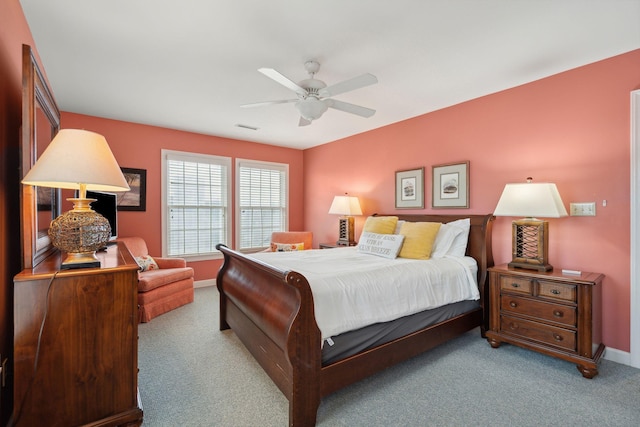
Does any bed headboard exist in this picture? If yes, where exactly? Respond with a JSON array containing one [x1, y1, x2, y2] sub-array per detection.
[[375, 213, 495, 320]]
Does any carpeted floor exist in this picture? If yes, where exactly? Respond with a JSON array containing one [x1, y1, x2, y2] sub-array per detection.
[[138, 286, 640, 426]]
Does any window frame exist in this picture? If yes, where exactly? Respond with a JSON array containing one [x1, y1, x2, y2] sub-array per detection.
[[161, 149, 232, 261], [235, 158, 289, 253]]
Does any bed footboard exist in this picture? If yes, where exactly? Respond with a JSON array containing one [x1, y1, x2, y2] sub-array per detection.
[[216, 244, 322, 427]]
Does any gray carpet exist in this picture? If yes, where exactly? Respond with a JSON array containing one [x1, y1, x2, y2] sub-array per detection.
[[138, 286, 640, 426]]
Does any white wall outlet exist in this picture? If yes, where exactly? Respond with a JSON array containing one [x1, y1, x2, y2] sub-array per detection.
[[570, 202, 596, 216]]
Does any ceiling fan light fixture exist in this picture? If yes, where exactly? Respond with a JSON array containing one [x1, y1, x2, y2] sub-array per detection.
[[245, 61, 377, 125], [296, 98, 328, 121]]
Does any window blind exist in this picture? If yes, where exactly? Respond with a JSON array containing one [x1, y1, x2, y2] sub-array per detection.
[[237, 160, 288, 250], [164, 151, 230, 257]]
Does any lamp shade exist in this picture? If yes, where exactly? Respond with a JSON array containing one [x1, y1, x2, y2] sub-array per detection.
[[494, 182, 568, 218], [22, 129, 130, 193], [328, 195, 362, 216]]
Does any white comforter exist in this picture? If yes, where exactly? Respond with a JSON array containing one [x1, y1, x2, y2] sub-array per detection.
[[249, 247, 479, 341]]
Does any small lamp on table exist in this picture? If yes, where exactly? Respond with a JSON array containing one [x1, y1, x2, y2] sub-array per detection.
[[493, 177, 568, 271], [328, 194, 362, 246]]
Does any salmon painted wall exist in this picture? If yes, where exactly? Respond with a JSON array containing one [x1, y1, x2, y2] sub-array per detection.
[[61, 113, 304, 281], [304, 49, 640, 353]]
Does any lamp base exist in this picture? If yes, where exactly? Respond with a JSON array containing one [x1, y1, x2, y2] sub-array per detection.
[[60, 251, 101, 270], [48, 197, 111, 270], [510, 218, 553, 271], [508, 260, 553, 272], [337, 216, 357, 246]]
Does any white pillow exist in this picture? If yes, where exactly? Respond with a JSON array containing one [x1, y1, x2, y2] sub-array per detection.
[[393, 220, 405, 234], [357, 231, 405, 259], [430, 223, 464, 258], [446, 218, 471, 257]]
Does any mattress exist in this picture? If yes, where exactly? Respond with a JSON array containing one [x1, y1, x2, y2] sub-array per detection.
[[250, 247, 479, 341], [321, 299, 480, 364]]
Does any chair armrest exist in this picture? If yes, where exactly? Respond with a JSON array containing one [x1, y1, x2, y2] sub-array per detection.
[[154, 257, 187, 269]]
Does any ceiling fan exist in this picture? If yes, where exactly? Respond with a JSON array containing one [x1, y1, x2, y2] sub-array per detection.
[[241, 61, 377, 126]]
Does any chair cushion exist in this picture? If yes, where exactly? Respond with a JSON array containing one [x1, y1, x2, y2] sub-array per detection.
[[138, 267, 194, 292]]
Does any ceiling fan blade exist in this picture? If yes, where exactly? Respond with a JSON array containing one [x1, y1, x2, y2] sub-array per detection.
[[320, 73, 377, 97], [258, 68, 307, 96], [326, 99, 375, 118], [298, 116, 312, 127], [240, 99, 298, 108]]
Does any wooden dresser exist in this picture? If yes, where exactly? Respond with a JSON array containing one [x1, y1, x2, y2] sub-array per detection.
[[12, 242, 143, 426], [486, 264, 605, 378]]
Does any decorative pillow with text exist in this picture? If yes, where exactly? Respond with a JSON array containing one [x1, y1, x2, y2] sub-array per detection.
[[357, 231, 405, 259]]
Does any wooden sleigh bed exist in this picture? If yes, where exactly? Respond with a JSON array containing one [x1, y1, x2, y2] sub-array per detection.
[[215, 213, 494, 426]]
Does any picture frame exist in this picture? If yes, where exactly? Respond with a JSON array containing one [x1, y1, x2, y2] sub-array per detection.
[[118, 167, 147, 211], [432, 161, 469, 209], [395, 167, 424, 209]]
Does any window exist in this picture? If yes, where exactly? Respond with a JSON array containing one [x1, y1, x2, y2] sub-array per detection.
[[236, 159, 288, 251], [162, 150, 231, 259]]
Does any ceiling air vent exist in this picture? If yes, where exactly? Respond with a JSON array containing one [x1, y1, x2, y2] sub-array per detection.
[[235, 124, 259, 131]]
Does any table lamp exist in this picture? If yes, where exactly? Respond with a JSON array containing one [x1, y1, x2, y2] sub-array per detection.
[[493, 177, 567, 271], [328, 194, 362, 246], [22, 129, 130, 269]]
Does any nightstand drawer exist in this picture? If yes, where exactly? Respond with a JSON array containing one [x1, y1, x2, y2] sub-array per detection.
[[500, 295, 576, 327], [501, 315, 576, 351], [538, 280, 576, 303], [499, 275, 533, 295]]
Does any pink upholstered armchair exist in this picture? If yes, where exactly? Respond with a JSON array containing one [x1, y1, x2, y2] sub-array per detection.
[[118, 237, 194, 322], [268, 231, 313, 251]]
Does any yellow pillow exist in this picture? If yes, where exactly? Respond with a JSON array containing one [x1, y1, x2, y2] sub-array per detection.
[[398, 222, 442, 260], [362, 216, 399, 235]]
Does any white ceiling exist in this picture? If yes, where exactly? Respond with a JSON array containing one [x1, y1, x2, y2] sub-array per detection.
[[19, 0, 640, 150]]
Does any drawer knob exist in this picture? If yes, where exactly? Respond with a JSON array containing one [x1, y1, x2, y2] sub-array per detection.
[[509, 301, 518, 308], [510, 283, 520, 288], [550, 289, 561, 295], [553, 310, 563, 318], [553, 333, 563, 342], [509, 322, 519, 330]]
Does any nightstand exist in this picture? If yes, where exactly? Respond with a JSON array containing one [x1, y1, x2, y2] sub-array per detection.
[[485, 264, 605, 378], [319, 242, 356, 249]]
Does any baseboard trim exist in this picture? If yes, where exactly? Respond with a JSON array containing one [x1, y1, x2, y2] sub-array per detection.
[[603, 346, 632, 366], [194, 279, 216, 289]]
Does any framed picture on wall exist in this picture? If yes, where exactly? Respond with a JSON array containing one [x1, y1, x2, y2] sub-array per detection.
[[118, 167, 147, 211], [432, 161, 469, 208], [395, 167, 424, 209]]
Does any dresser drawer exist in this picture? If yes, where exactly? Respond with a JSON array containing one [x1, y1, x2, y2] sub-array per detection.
[[500, 315, 576, 352], [499, 275, 533, 295], [500, 295, 576, 327], [538, 280, 577, 303]]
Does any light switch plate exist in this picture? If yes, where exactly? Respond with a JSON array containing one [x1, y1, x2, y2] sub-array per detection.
[[570, 202, 596, 216]]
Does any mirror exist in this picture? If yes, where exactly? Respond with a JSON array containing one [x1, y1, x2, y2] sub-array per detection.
[[21, 44, 61, 269]]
